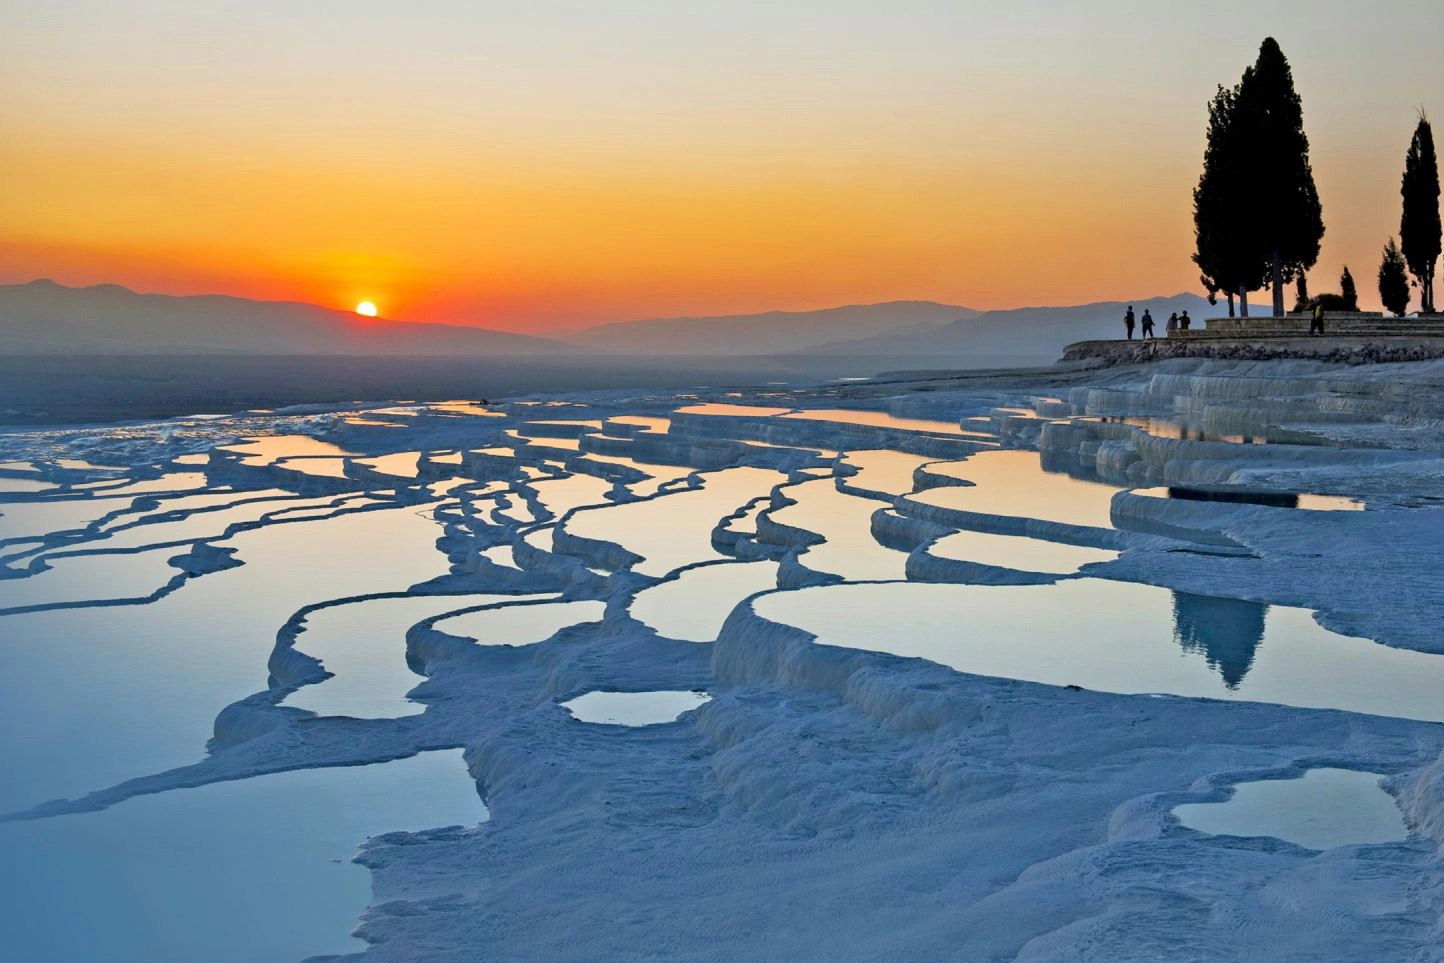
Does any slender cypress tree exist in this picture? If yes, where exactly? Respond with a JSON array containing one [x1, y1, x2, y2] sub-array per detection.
[[1379, 239, 1411, 316], [1233, 38, 1324, 317], [1401, 114, 1441, 313], [1193, 83, 1267, 317], [1293, 274, 1310, 312], [1340, 266, 1358, 310]]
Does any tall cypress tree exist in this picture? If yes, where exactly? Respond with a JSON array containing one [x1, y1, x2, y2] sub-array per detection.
[[1234, 38, 1324, 317], [1380, 239, 1411, 317], [1193, 83, 1267, 317], [1340, 266, 1358, 310], [1401, 114, 1441, 313]]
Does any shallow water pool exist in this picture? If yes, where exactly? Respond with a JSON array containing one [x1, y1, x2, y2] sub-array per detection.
[[753, 579, 1444, 723], [914, 450, 1120, 530], [1173, 768, 1406, 850], [929, 530, 1118, 574], [0, 750, 483, 963], [630, 561, 779, 642], [562, 690, 710, 726]]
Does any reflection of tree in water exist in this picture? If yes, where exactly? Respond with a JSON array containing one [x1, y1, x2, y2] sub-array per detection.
[[1166, 487, 1299, 508], [1172, 591, 1268, 689], [1039, 448, 1104, 484]]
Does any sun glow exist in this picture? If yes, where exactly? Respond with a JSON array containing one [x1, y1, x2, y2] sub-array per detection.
[[355, 301, 378, 317]]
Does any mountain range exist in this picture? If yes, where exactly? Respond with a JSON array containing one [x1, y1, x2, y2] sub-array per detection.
[[796, 294, 1216, 358], [1, 279, 1216, 363], [567, 301, 980, 356], [1, 280, 565, 356]]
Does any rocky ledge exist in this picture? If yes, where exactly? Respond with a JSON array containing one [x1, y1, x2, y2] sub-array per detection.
[[1062, 336, 1444, 367]]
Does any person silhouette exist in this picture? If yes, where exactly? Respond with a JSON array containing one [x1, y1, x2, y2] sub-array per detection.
[[1141, 309, 1155, 339], [1310, 301, 1325, 336], [1167, 312, 1179, 335], [1124, 306, 1136, 340], [1179, 310, 1191, 330]]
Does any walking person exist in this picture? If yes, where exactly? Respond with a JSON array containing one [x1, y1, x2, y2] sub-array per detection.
[[1124, 306, 1136, 340], [1167, 312, 1178, 335], [1141, 308, 1155, 339], [1310, 301, 1325, 336]]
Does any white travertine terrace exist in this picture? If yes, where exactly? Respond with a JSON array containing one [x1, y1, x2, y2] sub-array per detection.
[[4, 356, 1444, 961]]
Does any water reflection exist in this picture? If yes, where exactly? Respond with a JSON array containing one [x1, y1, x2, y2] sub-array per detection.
[[930, 530, 1118, 574], [1172, 591, 1266, 689], [630, 561, 779, 642], [0, 750, 482, 963], [566, 467, 782, 576], [754, 579, 1444, 723], [1174, 768, 1406, 850], [915, 450, 1120, 530], [1088, 415, 1267, 445], [1135, 486, 1363, 512], [780, 408, 992, 438]]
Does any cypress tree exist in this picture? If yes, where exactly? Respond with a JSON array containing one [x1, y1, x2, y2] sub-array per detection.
[[1400, 114, 1441, 313], [1193, 83, 1267, 317], [1379, 239, 1411, 317], [1292, 273, 1310, 312], [1340, 266, 1358, 310], [1234, 38, 1324, 317]]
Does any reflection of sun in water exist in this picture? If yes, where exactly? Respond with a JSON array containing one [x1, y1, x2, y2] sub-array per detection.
[[355, 301, 378, 317]]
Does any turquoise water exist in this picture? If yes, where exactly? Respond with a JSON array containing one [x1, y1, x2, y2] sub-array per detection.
[[0, 750, 483, 963]]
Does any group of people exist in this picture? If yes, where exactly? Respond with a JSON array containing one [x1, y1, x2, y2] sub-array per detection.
[[1122, 303, 1328, 339], [1123, 306, 1190, 340]]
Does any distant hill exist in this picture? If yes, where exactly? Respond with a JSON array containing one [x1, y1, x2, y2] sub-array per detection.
[[0, 280, 572, 356], [799, 293, 1219, 360], [569, 301, 979, 356]]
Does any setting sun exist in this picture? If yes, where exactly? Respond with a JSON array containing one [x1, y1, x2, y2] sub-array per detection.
[[354, 301, 377, 317]]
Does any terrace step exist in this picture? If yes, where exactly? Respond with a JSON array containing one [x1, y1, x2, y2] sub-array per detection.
[[1169, 314, 1444, 340]]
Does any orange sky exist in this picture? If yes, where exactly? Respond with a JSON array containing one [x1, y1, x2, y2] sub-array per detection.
[[4, 3, 1442, 332]]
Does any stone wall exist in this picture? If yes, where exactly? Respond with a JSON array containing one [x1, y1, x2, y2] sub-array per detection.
[[1176, 312, 1444, 339], [1061, 336, 1444, 367]]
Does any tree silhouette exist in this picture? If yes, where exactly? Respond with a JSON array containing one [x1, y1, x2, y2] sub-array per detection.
[[1292, 273, 1310, 312], [1233, 38, 1324, 317], [1379, 238, 1411, 316], [1401, 113, 1441, 313], [1340, 266, 1358, 310], [1172, 591, 1267, 690], [1193, 83, 1267, 317]]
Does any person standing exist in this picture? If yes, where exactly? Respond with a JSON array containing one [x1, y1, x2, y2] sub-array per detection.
[[1167, 312, 1179, 335], [1124, 306, 1136, 340], [1179, 310, 1191, 330], [1310, 301, 1325, 336], [1141, 309, 1155, 339]]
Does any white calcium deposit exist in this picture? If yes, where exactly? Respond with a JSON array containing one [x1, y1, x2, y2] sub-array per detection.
[[2, 357, 1444, 961]]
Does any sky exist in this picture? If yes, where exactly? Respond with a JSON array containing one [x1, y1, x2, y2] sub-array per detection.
[[4, 1, 1443, 332]]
